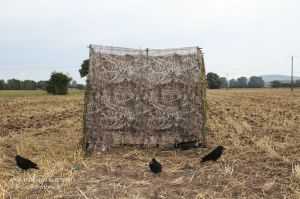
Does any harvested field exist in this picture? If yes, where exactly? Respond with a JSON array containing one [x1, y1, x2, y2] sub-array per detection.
[[0, 89, 299, 198]]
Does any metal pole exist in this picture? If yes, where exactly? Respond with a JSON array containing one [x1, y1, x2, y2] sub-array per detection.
[[291, 56, 294, 91]]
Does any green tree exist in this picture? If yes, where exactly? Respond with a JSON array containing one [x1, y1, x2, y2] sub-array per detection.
[[22, 80, 37, 90], [206, 72, 221, 89], [229, 79, 238, 88], [236, 77, 248, 88], [219, 77, 228, 88], [270, 80, 281, 88], [7, 79, 22, 90], [0, 80, 5, 90], [281, 82, 291, 88], [248, 76, 265, 88], [79, 59, 89, 78], [46, 72, 72, 95], [295, 80, 300, 87]]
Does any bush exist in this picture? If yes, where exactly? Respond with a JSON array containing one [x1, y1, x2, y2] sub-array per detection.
[[229, 79, 238, 88], [46, 72, 72, 95], [207, 72, 221, 89], [0, 80, 5, 90], [236, 77, 248, 88], [248, 76, 265, 88], [219, 77, 228, 88], [79, 59, 89, 78], [270, 80, 281, 88]]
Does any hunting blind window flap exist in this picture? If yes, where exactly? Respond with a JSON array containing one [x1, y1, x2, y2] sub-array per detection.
[[83, 44, 207, 153]]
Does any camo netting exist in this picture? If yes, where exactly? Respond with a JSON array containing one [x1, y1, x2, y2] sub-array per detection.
[[84, 45, 206, 152]]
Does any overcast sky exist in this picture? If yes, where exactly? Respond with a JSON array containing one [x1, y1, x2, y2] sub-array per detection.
[[0, 0, 300, 84]]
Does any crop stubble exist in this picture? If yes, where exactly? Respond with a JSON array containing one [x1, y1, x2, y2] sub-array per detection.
[[0, 89, 299, 198]]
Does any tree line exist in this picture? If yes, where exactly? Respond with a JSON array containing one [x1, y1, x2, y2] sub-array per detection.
[[207, 72, 300, 89], [0, 60, 89, 94], [0, 78, 84, 90], [207, 72, 265, 89], [2, 59, 299, 92], [0, 79, 47, 90], [269, 80, 300, 88]]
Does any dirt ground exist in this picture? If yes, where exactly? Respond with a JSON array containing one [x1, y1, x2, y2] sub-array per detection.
[[0, 89, 299, 198]]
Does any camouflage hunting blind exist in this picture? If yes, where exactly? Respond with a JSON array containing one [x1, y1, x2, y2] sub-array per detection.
[[83, 44, 207, 153]]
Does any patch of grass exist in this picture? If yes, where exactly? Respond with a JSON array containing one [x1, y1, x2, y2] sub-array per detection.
[[0, 91, 49, 98], [68, 89, 85, 96], [0, 93, 50, 97]]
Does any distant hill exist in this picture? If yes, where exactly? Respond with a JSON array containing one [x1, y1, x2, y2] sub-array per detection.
[[260, 74, 300, 82]]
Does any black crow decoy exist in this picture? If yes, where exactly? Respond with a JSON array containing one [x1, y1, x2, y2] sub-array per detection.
[[15, 155, 39, 170], [201, 146, 224, 163], [149, 158, 162, 174]]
